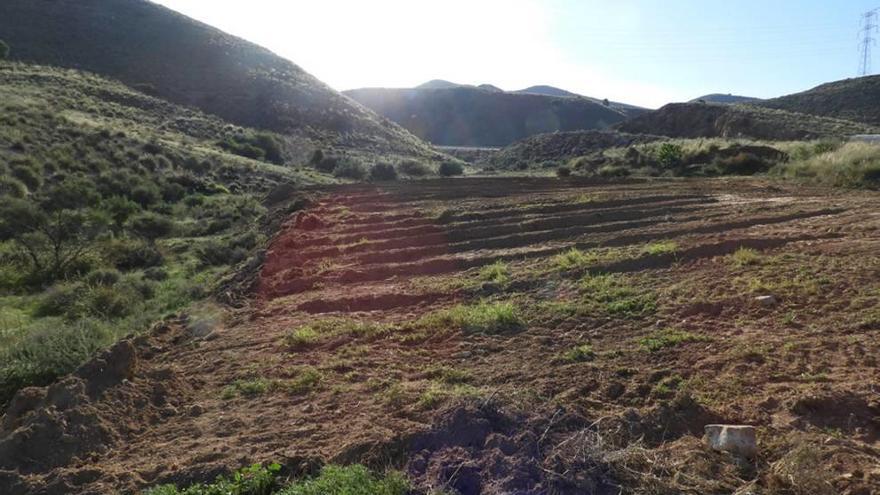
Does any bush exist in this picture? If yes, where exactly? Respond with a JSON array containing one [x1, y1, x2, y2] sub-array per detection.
[[107, 238, 163, 270], [34, 283, 86, 317], [144, 463, 281, 495], [195, 240, 248, 267], [41, 176, 101, 211], [398, 159, 432, 176], [333, 158, 369, 180], [128, 212, 174, 242], [370, 162, 398, 181], [314, 154, 338, 173], [714, 152, 770, 175], [130, 183, 161, 207], [657, 143, 684, 169], [84, 268, 121, 286], [556, 166, 572, 178], [11, 164, 42, 190], [0, 176, 27, 198], [0, 40, 8, 60], [103, 196, 141, 231], [438, 161, 464, 177]]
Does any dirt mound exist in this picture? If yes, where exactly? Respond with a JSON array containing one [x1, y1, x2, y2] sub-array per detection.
[[0, 323, 194, 493], [791, 392, 880, 442]]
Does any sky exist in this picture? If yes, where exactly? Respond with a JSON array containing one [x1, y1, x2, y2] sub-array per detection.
[[154, 0, 880, 108]]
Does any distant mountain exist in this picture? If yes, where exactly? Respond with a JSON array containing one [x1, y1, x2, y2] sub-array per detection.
[[478, 84, 504, 93], [616, 102, 875, 140], [0, 0, 438, 161], [690, 94, 762, 104], [757, 75, 880, 127], [344, 85, 631, 147], [416, 79, 464, 90], [515, 85, 581, 98]]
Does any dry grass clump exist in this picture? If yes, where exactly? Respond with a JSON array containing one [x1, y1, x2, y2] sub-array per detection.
[[774, 142, 880, 188]]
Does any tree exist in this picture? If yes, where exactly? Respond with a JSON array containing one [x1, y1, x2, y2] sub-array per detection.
[[0, 40, 9, 60], [103, 196, 140, 232], [602, 98, 610, 107], [0, 199, 109, 284], [438, 161, 464, 177]]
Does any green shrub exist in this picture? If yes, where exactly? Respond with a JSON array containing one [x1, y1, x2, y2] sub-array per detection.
[[11, 164, 43, 190], [84, 268, 121, 286], [438, 161, 464, 177], [34, 283, 86, 317], [0, 176, 27, 198], [775, 142, 880, 188], [106, 238, 163, 270], [41, 176, 101, 211], [369, 162, 398, 181], [398, 159, 432, 176], [0, 40, 9, 60], [556, 166, 572, 178], [657, 143, 684, 169], [314, 154, 338, 173], [130, 183, 161, 207], [128, 212, 174, 242], [195, 240, 248, 267], [103, 196, 141, 230], [333, 158, 369, 180]]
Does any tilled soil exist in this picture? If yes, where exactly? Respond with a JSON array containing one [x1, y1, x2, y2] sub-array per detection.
[[2, 177, 880, 494]]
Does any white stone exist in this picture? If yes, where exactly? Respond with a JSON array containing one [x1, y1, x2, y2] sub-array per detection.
[[755, 295, 778, 307], [704, 424, 757, 458]]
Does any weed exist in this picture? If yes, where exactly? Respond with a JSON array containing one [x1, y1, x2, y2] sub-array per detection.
[[478, 260, 510, 285], [639, 329, 708, 352], [729, 247, 761, 267], [562, 343, 595, 362], [554, 248, 597, 271], [221, 378, 272, 399], [284, 325, 321, 349], [424, 365, 473, 384], [641, 240, 678, 256], [580, 273, 656, 317]]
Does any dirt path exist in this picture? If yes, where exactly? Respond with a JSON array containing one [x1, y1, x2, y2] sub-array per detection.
[[2, 177, 880, 494]]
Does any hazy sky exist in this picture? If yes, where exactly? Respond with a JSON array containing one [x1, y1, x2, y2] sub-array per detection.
[[154, 0, 880, 108]]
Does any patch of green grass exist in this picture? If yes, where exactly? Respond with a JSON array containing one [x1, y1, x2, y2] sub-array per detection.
[[143, 463, 408, 495], [562, 344, 595, 362], [638, 329, 708, 352], [278, 465, 409, 495], [479, 260, 510, 285], [419, 301, 524, 334], [642, 240, 678, 256], [284, 367, 323, 395], [424, 365, 473, 384], [143, 463, 280, 495], [729, 247, 762, 267], [284, 318, 397, 350], [580, 273, 656, 317], [416, 382, 480, 410]]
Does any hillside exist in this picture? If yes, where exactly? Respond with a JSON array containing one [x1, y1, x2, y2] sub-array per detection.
[[514, 85, 581, 98], [758, 75, 880, 126], [483, 130, 661, 169], [690, 94, 762, 104], [344, 86, 631, 147], [0, 0, 439, 162], [617, 102, 874, 140], [0, 60, 341, 409]]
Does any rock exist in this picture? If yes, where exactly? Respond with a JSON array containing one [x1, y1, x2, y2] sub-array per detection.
[[704, 424, 757, 458], [755, 295, 778, 307]]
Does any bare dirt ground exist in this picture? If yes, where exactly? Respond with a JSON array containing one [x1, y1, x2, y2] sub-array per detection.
[[2, 177, 880, 494]]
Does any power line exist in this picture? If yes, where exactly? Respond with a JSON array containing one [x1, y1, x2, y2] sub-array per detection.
[[859, 9, 879, 76]]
